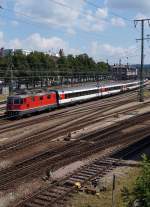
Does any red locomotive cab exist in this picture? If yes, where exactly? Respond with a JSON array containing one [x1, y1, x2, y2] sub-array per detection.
[[7, 97, 23, 110], [6, 96, 24, 117], [6, 91, 58, 117]]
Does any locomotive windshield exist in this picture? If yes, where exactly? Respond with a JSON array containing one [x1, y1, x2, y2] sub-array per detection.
[[14, 98, 20, 104], [7, 97, 23, 104], [7, 98, 13, 104]]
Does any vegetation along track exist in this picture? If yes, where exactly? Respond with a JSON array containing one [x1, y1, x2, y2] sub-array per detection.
[[0, 92, 146, 154], [0, 112, 149, 190]]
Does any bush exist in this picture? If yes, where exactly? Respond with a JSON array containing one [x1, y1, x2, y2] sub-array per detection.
[[122, 154, 150, 207]]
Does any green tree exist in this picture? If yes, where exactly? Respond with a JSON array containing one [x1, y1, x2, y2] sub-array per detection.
[[96, 61, 109, 74], [122, 154, 150, 207], [134, 154, 150, 206]]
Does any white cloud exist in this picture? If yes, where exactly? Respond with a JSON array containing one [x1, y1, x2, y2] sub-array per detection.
[[8, 38, 22, 48], [106, 0, 150, 13], [25, 33, 68, 50], [0, 32, 81, 55], [11, 20, 19, 27], [79, 8, 108, 32], [96, 7, 108, 19], [0, 31, 5, 46], [135, 13, 147, 20], [111, 17, 126, 27], [90, 41, 138, 63], [0, 31, 141, 63], [13, 0, 110, 33], [14, 0, 84, 29], [66, 28, 76, 35]]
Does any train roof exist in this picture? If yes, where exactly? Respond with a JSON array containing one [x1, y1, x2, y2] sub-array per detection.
[[8, 90, 56, 99], [7, 80, 139, 98], [57, 80, 139, 94]]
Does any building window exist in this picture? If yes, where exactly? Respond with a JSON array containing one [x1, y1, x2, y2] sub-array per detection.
[[14, 98, 20, 104]]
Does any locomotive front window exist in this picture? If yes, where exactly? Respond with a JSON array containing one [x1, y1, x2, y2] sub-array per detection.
[[7, 98, 13, 104], [20, 99, 23, 104], [14, 98, 20, 104]]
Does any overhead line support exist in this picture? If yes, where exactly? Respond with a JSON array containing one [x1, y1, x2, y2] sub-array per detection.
[[134, 18, 150, 102]]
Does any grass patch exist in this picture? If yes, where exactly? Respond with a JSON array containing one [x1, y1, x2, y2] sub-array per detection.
[[69, 167, 141, 207]]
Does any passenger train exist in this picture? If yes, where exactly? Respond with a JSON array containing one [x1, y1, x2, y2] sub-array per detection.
[[6, 80, 147, 117]]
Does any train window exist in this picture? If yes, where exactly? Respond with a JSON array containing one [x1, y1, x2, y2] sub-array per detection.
[[65, 89, 100, 98], [7, 98, 13, 104], [47, 95, 51, 99], [20, 99, 23, 104], [39, 96, 43, 101], [14, 98, 20, 104]]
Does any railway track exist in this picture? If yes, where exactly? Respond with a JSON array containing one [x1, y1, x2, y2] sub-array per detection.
[[0, 100, 143, 154], [15, 135, 150, 207], [0, 91, 136, 130], [0, 92, 147, 155], [0, 112, 149, 191], [16, 157, 122, 207]]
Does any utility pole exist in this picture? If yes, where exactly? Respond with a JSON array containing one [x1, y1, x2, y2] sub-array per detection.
[[119, 59, 121, 66], [9, 56, 14, 96], [126, 57, 129, 68], [134, 18, 150, 102], [112, 174, 116, 207]]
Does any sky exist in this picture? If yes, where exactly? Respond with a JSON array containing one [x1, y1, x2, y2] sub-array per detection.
[[0, 0, 150, 64]]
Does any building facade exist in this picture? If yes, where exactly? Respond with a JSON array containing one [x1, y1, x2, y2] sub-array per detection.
[[110, 64, 138, 80]]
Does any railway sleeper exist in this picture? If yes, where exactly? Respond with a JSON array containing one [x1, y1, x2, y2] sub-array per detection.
[[36, 194, 57, 201], [94, 160, 117, 166], [29, 198, 50, 206], [71, 175, 90, 180], [68, 177, 85, 182], [78, 170, 97, 176], [38, 192, 61, 200], [89, 163, 106, 169], [25, 199, 46, 207], [87, 166, 105, 172], [24, 202, 42, 207], [47, 186, 70, 194], [74, 172, 93, 177], [72, 172, 93, 177], [82, 168, 100, 173]]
